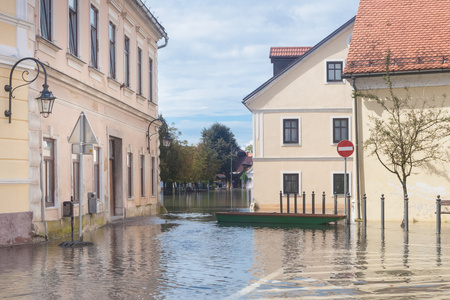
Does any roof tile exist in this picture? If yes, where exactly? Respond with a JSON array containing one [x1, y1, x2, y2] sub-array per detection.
[[344, 0, 450, 74], [270, 47, 312, 58]]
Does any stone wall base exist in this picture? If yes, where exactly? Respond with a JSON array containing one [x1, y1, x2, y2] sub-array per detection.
[[0, 211, 33, 246]]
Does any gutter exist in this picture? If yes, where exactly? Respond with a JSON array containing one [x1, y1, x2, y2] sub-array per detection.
[[351, 77, 361, 220], [343, 67, 450, 79], [134, 0, 169, 49]]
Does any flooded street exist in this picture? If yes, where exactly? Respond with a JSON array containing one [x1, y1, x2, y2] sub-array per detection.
[[1, 189, 450, 299]]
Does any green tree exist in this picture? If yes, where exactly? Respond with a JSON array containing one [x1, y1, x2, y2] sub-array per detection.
[[201, 123, 239, 183], [359, 51, 450, 225], [245, 144, 253, 153], [193, 142, 220, 184]]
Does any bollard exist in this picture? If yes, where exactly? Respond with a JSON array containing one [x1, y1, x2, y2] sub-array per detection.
[[287, 193, 290, 214], [312, 191, 315, 214], [437, 195, 441, 234], [346, 192, 351, 225], [294, 193, 298, 214], [404, 194, 409, 232], [280, 191, 283, 213], [322, 192, 326, 214], [381, 194, 385, 230], [334, 192, 338, 215], [302, 191, 306, 214], [363, 194, 367, 228]]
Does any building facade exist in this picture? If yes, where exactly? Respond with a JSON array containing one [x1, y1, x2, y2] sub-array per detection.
[[344, 0, 450, 222], [243, 19, 356, 213], [0, 0, 168, 245]]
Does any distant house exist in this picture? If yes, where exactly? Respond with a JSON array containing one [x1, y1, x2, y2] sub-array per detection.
[[243, 18, 355, 212], [232, 150, 253, 188], [344, 0, 450, 222]]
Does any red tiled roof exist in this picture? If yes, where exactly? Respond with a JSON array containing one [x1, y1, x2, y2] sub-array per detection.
[[345, 0, 450, 75], [270, 47, 312, 58]]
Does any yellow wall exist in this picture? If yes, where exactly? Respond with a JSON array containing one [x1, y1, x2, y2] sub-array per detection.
[[0, 23, 17, 47], [0, 1, 16, 18], [357, 76, 450, 222]]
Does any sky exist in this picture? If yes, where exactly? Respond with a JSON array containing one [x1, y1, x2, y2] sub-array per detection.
[[145, 0, 360, 148]]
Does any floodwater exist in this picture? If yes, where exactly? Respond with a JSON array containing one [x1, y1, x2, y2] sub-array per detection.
[[1, 189, 450, 299]]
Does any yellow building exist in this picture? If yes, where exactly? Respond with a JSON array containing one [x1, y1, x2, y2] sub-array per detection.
[[344, 0, 450, 222], [0, 0, 169, 245], [243, 18, 356, 214]]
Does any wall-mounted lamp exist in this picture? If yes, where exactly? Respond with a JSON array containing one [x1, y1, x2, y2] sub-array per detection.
[[4, 57, 56, 123], [146, 117, 172, 153]]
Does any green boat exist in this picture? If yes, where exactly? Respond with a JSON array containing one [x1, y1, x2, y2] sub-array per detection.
[[215, 212, 347, 225]]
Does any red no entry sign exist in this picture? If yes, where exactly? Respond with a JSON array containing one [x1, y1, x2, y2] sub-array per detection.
[[337, 140, 354, 157]]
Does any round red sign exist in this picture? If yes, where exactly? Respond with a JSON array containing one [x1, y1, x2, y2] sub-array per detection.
[[337, 140, 354, 157]]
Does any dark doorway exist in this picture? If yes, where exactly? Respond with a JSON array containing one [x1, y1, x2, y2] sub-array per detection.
[[109, 137, 123, 216]]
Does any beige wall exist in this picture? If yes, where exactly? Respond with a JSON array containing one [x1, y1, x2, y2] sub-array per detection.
[[356, 73, 450, 222], [246, 23, 355, 212]]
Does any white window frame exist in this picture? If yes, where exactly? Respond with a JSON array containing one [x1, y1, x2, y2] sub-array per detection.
[[330, 116, 351, 145], [281, 171, 301, 195], [331, 172, 351, 196], [325, 60, 346, 84], [40, 0, 54, 41], [281, 117, 301, 146]]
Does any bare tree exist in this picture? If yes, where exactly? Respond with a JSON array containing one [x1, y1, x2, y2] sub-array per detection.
[[359, 51, 450, 224]]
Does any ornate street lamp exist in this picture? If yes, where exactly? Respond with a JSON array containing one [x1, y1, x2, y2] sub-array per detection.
[[146, 117, 172, 152], [4, 57, 56, 123]]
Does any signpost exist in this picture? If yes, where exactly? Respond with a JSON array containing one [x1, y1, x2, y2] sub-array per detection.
[[337, 140, 354, 225], [68, 112, 98, 242]]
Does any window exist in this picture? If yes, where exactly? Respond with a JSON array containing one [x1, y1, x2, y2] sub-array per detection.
[[283, 119, 299, 144], [109, 22, 116, 79], [127, 152, 133, 198], [140, 155, 145, 197], [137, 48, 142, 95], [283, 173, 299, 194], [90, 6, 98, 68], [43, 138, 55, 207], [93, 147, 100, 199], [151, 157, 155, 196], [333, 118, 349, 143], [327, 61, 343, 82], [124, 36, 130, 87], [333, 173, 350, 195], [72, 154, 80, 203], [69, 0, 78, 56], [149, 58, 153, 102], [40, 0, 52, 41]]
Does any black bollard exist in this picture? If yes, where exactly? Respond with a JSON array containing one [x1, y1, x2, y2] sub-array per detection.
[[322, 192, 326, 214], [287, 193, 290, 213], [334, 192, 337, 215], [363, 194, 367, 228], [302, 191, 306, 214], [346, 192, 351, 225], [294, 193, 298, 214], [279, 191, 283, 213], [312, 191, 315, 214], [437, 195, 441, 234], [404, 194, 409, 232]]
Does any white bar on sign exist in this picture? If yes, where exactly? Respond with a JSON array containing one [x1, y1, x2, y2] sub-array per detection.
[[338, 146, 353, 151]]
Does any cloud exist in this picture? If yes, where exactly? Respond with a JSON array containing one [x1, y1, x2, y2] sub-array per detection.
[[149, 0, 359, 146]]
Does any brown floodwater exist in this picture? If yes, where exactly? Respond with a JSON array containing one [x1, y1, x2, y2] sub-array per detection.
[[1, 189, 450, 299]]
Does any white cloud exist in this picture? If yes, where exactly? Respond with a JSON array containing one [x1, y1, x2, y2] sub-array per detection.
[[149, 0, 359, 146]]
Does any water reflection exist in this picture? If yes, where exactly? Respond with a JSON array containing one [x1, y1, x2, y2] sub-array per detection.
[[0, 189, 450, 299]]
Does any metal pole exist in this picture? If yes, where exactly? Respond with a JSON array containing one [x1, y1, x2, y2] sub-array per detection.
[[437, 195, 441, 234], [312, 191, 315, 214], [381, 194, 385, 230], [294, 194, 297, 214], [363, 194, 367, 228], [334, 192, 337, 215], [287, 194, 290, 213], [322, 192, 326, 214], [78, 114, 85, 241], [302, 191, 306, 214], [344, 157, 347, 216], [280, 191, 283, 213], [346, 193, 351, 225], [404, 194, 409, 232]]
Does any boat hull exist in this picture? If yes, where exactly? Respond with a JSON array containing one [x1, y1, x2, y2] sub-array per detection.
[[215, 212, 347, 225]]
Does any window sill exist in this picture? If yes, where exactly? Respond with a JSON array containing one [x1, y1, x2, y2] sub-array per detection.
[[66, 53, 86, 71], [325, 80, 346, 85], [88, 66, 104, 82], [137, 94, 146, 104], [123, 86, 135, 98], [107, 77, 121, 91], [282, 143, 301, 147], [36, 36, 61, 58]]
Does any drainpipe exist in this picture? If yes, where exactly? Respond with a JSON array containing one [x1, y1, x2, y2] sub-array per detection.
[[351, 76, 361, 220]]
